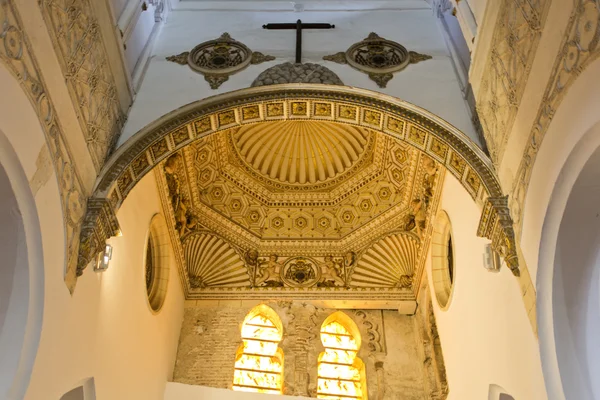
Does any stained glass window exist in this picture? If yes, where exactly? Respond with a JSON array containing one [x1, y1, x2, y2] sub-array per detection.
[[318, 317, 367, 399], [233, 309, 283, 394]]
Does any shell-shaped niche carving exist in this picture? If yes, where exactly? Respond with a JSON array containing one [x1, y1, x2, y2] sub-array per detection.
[[183, 232, 250, 288], [233, 121, 372, 185], [351, 233, 420, 288]]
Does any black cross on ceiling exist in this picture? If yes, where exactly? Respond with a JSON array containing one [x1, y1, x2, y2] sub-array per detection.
[[263, 19, 336, 63]]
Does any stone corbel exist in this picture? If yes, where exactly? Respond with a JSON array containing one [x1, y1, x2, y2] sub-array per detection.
[[77, 198, 121, 276], [477, 196, 520, 276]]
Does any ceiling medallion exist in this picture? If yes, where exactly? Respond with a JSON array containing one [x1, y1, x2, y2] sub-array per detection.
[[323, 32, 432, 88], [167, 33, 276, 89]]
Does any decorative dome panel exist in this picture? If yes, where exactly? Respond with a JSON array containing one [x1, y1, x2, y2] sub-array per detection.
[[232, 121, 372, 185]]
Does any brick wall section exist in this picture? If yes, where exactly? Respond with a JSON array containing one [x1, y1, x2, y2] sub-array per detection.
[[173, 300, 427, 399]]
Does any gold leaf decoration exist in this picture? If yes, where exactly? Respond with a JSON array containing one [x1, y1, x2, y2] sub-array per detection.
[[183, 233, 250, 288], [351, 234, 419, 288]]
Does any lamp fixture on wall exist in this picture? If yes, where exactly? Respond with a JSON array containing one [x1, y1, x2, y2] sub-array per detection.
[[94, 244, 113, 272]]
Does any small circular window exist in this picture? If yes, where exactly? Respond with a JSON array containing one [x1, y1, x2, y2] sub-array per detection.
[[431, 210, 454, 309], [145, 214, 170, 312]]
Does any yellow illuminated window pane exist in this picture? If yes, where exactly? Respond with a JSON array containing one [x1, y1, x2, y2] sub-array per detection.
[[233, 313, 283, 395], [242, 324, 282, 342], [318, 362, 361, 381], [320, 348, 357, 365], [235, 354, 282, 373], [317, 378, 363, 398], [243, 339, 279, 356], [321, 332, 358, 350], [318, 320, 365, 399]]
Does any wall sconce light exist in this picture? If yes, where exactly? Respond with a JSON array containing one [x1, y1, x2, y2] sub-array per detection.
[[94, 244, 113, 272]]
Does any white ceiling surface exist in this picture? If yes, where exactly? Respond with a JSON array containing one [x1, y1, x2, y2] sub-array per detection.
[[169, 0, 431, 11]]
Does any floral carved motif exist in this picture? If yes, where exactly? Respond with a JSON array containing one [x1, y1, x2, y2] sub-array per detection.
[[511, 0, 600, 236], [167, 33, 275, 89], [40, 0, 125, 171], [0, 0, 87, 291]]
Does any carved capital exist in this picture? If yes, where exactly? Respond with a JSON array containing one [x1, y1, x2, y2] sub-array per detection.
[[477, 196, 520, 276], [77, 198, 121, 275]]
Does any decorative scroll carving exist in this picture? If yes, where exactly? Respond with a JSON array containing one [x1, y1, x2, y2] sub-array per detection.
[[167, 33, 275, 89], [477, 196, 519, 276], [354, 310, 384, 353], [323, 33, 431, 88], [0, 0, 87, 290], [476, 0, 552, 165], [77, 198, 121, 275], [40, 0, 126, 171], [511, 0, 600, 235]]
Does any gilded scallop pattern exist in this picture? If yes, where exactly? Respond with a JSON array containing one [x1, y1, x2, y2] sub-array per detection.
[[233, 120, 372, 185]]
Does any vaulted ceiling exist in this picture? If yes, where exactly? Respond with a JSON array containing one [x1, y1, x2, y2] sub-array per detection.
[[155, 120, 444, 305]]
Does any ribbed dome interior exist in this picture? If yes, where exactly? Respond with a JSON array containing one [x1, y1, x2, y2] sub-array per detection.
[[233, 121, 371, 185]]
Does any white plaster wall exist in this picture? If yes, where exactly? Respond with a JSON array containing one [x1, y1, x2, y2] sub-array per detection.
[[519, 59, 600, 287], [429, 172, 546, 400], [119, 8, 478, 146], [165, 382, 311, 400], [24, 170, 185, 400]]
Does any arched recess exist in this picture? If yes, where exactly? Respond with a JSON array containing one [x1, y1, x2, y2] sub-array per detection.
[[537, 122, 600, 400], [0, 61, 50, 398], [145, 214, 171, 312], [79, 85, 519, 279]]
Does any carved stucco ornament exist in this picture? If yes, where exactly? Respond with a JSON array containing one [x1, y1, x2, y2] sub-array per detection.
[[323, 32, 432, 88], [77, 198, 121, 275], [477, 196, 520, 276], [166, 33, 275, 89]]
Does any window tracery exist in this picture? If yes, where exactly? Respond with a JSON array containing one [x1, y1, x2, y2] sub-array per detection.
[[233, 306, 284, 394], [317, 313, 367, 399]]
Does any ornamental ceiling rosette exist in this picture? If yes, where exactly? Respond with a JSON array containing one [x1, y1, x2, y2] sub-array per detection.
[[323, 32, 432, 88], [167, 32, 275, 89]]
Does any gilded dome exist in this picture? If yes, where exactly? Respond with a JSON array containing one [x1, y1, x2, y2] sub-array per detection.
[[232, 121, 372, 185]]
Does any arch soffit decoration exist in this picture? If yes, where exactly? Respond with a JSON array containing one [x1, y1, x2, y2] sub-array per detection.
[[78, 85, 519, 279]]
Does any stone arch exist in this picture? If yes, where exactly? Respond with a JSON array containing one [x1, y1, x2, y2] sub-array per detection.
[[80, 85, 518, 278]]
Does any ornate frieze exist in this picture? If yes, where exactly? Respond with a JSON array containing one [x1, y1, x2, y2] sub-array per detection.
[[323, 33, 431, 88], [0, 0, 87, 290], [511, 0, 600, 235], [167, 33, 275, 89], [40, 0, 126, 171], [476, 0, 552, 165]]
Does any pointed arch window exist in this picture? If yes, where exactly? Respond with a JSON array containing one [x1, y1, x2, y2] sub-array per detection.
[[318, 312, 367, 399], [233, 305, 284, 394]]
